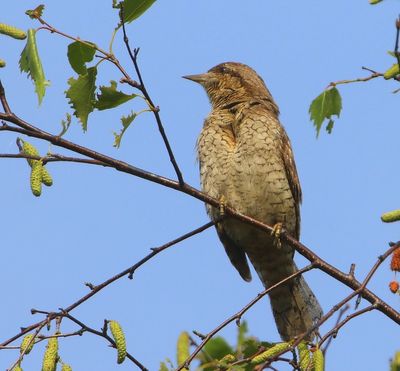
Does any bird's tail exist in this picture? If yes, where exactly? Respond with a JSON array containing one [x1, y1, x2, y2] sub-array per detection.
[[267, 268, 322, 341], [248, 248, 323, 341]]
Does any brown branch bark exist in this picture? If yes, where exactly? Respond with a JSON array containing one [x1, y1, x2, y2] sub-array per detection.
[[1, 88, 398, 332], [176, 265, 315, 371], [60, 313, 148, 370], [1, 16, 400, 369], [119, 4, 184, 186]]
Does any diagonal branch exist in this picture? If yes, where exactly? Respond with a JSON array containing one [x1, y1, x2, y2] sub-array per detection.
[[0, 95, 399, 326], [119, 5, 184, 186], [176, 264, 315, 371], [318, 304, 377, 348], [61, 313, 148, 370], [0, 220, 215, 348], [0, 152, 109, 166]]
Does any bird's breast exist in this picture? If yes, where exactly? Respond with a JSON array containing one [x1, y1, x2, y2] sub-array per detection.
[[198, 109, 296, 232]]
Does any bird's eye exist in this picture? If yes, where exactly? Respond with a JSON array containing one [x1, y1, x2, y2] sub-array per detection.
[[220, 66, 229, 73]]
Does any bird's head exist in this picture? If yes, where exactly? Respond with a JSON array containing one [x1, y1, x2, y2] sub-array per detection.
[[183, 62, 278, 113]]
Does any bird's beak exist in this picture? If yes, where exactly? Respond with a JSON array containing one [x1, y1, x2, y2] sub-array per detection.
[[182, 73, 209, 85]]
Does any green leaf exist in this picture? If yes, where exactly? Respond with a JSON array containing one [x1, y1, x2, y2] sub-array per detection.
[[160, 358, 174, 370], [19, 29, 49, 105], [121, 0, 156, 24], [391, 351, 400, 371], [159, 362, 169, 371], [59, 113, 72, 137], [113, 111, 137, 148], [309, 87, 342, 137], [197, 337, 234, 364], [241, 338, 261, 358], [96, 80, 138, 110], [369, 0, 383, 4], [326, 119, 334, 134], [65, 67, 97, 131], [25, 5, 45, 19], [67, 41, 96, 75]]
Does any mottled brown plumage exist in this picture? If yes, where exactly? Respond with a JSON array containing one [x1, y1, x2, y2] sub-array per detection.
[[184, 62, 322, 340]]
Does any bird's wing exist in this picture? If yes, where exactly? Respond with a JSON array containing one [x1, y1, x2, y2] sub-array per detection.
[[215, 223, 252, 282], [280, 129, 302, 240]]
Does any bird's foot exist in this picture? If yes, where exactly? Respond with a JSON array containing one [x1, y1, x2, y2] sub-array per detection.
[[219, 195, 226, 217], [271, 222, 283, 248]]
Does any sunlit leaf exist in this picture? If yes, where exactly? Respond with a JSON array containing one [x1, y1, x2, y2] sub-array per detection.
[[309, 87, 342, 137], [159, 362, 169, 371], [121, 0, 156, 24], [67, 41, 96, 75], [197, 337, 234, 364], [65, 67, 97, 131], [391, 351, 400, 371], [25, 5, 45, 19], [326, 119, 334, 134], [241, 338, 260, 358], [59, 113, 72, 137], [113, 111, 137, 148], [96, 80, 138, 110], [19, 29, 49, 105]]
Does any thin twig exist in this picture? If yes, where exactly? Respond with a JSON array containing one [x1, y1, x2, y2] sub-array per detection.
[[119, 5, 185, 186], [328, 69, 382, 88], [354, 241, 397, 308], [0, 152, 110, 167], [322, 304, 350, 354], [0, 81, 12, 114], [61, 313, 148, 370], [394, 16, 400, 70], [1, 101, 399, 327], [7, 321, 47, 371], [2, 94, 400, 340], [254, 242, 400, 366], [0, 221, 215, 347], [1, 45, 400, 370], [35, 17, 136, 87], [318, 304, 377, 347], [176, 264, 315, 371]]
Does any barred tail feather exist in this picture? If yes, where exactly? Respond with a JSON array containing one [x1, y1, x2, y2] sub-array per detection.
[[267, 269, 323, 341]]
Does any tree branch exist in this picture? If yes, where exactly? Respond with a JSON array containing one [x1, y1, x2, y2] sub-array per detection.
[[176, 264, 315, 371], [0, 220, 215, 348], [0, 88, 398, 328], [59, 312, 148, 370], [119, 5, 184, 186]]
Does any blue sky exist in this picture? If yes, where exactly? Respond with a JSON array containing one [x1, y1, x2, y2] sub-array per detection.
[[1, 1, 400, 370]]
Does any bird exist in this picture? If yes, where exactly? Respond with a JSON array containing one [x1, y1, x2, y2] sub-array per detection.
[[183, 62, 322, 341]]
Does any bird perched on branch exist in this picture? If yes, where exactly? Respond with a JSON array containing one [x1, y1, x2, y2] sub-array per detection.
[[184, 62, 322, 341]]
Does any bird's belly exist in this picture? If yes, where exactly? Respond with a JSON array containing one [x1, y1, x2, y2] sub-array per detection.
[[227, 152, 295, 225], [199, 122, 297, 241]]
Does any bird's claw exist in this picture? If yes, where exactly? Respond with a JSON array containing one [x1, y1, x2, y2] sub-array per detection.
[[219, 195, 226, 217], [271, 222, 283, 248]]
